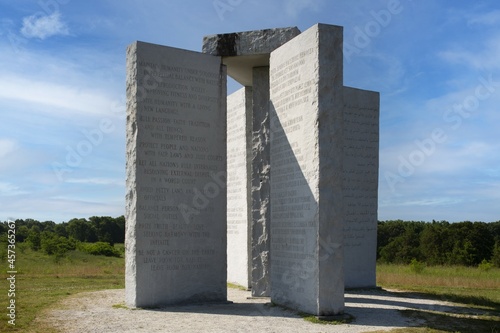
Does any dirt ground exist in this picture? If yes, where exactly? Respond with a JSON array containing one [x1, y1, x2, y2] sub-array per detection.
[[41, 287, 484, 333]]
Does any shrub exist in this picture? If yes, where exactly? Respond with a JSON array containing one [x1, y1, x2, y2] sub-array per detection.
[[41, 235, 76, 256], [492, 241, 500, 268], [478, 259, 493, 272], [409, 258, 425, 274], [79, 242, 121, 257]]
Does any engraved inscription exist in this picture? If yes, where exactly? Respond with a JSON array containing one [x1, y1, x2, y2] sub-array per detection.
[[135, 56, 223, 273], [343, 103, 378, 248]]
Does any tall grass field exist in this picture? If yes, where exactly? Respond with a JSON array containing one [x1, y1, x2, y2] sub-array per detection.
[[377, 263, 500, 306]]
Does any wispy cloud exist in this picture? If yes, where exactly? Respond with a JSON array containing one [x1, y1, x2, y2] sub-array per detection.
[[0, 182, 27, 196], [0, 75, 121, 120], [0, 139, 17, 158], [66, 178, 125, 186], [21, 11, 69, 39], [468, 10, 500, 26], [284, 0, 324, 18], [439, 34, 500, 70]]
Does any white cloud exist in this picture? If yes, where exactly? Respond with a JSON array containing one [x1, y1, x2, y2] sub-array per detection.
[[0, 75, 118, 118], [21, 11, 69, 40], [468, 10, 500, 26], [0, 139, 17, 158], [0, 182, 27, 196], [438, 34, 500, 71], [66, 178, 124, 186]]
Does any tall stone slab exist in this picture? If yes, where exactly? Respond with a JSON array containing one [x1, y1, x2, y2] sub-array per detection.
[[227, 86, 252, 288], [269, 24, 345, 316], [251, 67, 271, 296], [203, 27, 301, 297], [343, 87, 379, 288], [125, 41, 227, 308]]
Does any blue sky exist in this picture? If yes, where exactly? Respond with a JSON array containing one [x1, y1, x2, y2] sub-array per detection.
[[0, 0, 499, 223]]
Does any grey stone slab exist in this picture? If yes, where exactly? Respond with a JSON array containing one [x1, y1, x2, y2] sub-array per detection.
[[269, 24, 345, 316], [251, 67, 271, 297], [343, 87, 379, 288], [202, 27, 301, 86], [125, 41, 227, 308], [227, 86, 253, 289]]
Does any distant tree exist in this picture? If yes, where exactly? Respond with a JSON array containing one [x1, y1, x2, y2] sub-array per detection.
[[379, 222, 424, 264], [446, 222, 493, 266], [488, 221, 500, 242], [89, 216, 124, 245], [491, 241, 500, 268], [54, 223, 68, 238], [377, 220, 406, 260], [0, 222, 7, 235], [16, 225, 30, 242], [67, 218, 97, 242], [114, 216, 126, 244], [26, 226, 42, 251], [23, 218, 42, 230], [41, 221, 56, 233], [419, 221, 452, 265]]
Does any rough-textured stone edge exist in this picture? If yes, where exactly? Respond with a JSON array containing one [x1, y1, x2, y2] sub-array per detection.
[[251, 67, 271, 297], [125, 41, 138, 308], [202, 27, 301, 56]]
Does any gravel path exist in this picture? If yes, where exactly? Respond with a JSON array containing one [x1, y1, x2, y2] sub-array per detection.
[[42, 288, 472, 333]]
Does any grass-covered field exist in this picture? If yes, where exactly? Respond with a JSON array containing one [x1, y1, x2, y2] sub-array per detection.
[[377, 263, 500, 307], [1, 243, 499, 332], [376, 263, 500, 332], [0, 243, 124, 333]]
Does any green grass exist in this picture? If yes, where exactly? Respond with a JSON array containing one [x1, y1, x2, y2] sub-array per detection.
[[0, 242, 124, 333], [377, 263, 500, 309], [2, 244, 500, 332], [376, 263, 500, 332], [299, 312, 354, 325], [227, 282, 248, 291]]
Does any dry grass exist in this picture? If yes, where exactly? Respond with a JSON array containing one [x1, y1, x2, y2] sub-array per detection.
[[377, 264, 500, 332], [377, 264, 500, 309]]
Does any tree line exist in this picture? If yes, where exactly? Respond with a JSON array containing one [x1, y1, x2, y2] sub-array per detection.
[[378, 220, 500, 267], [2, 217, 500, 266], [0, 216, 125, 257]]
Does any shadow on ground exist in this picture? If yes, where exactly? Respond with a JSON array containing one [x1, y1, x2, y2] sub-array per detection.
[[139, 288, 500, 331], [346, 289, 500, 332]]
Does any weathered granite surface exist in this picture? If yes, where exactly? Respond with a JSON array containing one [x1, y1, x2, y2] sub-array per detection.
[[125, 41, 227, 308], [343, 87, 379, 288], [203, 27, 301, 56], [202, 27, 301, 86], [227, 86, 252, 289], [251, 66, 271, 297], [269, 23, 345, 316]]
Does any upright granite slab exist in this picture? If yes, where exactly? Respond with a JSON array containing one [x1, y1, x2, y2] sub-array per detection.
[[203, 27, 300, 296], [343, 87, 379, 288], [251, 67, 271, 296], [269, 24, 345, 316], [226, 87, 252, 288], [125, 41, 227, 307]]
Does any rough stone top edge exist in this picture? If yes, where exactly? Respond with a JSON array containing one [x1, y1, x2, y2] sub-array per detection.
[[127, 40, 220, 59], [202, 26, 300, 39], [202, 26, 301, 56], [343, 85, 380, 96], [314, 22, 344, 31]]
